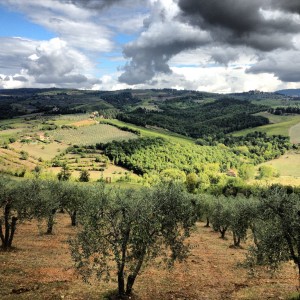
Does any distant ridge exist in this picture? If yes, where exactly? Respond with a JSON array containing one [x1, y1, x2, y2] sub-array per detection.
[[276, 89, 300, 97]]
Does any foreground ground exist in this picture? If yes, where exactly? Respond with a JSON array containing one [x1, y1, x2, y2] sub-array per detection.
[[0, 214, 298, 300]]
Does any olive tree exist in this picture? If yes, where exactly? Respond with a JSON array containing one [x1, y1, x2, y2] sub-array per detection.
[[59, 182, 98, 226], [32, 180, 62, 234], [70, 182, 197, 298], [0, 177, 38, 250], [228, 196, 258, 247], [247, 186, 300, 287], [210, 196, 232, 239]]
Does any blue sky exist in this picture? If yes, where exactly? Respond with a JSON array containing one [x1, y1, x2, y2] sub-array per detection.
[[0, 6, 55, 40], [0, 0, 300, 92]]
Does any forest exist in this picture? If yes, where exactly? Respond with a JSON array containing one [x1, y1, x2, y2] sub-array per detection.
[[99, 134, 291, 178], [118, 98, 269, 137]]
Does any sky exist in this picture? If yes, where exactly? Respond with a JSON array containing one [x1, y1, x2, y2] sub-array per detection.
[[0, 0, 300, 93]]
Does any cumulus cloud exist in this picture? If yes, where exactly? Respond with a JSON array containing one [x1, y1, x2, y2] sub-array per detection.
[[22, 38, 103, 86], [0, 37, 39, 74], [247, 50, 300, 82], [117, 0, 300, 85], [13, 75, 28, 82], [0, 37, 102, 88], [119, 0, 211, 84], [0, 0, 114, 53], [178, 0, 300, 51], [119, 22, 211, 84]]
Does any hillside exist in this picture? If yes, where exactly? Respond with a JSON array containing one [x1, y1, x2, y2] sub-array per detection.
[[276, 89, 300, 98], [0, 213, 297, 300]]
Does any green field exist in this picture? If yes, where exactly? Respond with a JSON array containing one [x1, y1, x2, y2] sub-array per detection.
[[251, 98, 300, 107], [51, 123, 137, 145], [99, 119, 195, 145], [233, 112, 300, 138], [290, 122, 300, 144], [260, 151, 300, 177]]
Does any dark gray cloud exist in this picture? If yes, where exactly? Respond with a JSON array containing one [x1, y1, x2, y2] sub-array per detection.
[[178, 0, 300, 51], [271, 0, 300, 14], [66, 0, 127, 10], [119, 30, 210, 84], [119, 9, 211, 85], [13, 76, 28, 82], [119, 0, 300, 85], [210, 47, 240, 65], [247, 51, 300, 82]]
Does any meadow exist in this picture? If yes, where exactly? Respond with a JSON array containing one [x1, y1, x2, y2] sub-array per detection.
[[233, 112, 300, 137], [259, 151, 300, 178], [99, 119, 195, 145]]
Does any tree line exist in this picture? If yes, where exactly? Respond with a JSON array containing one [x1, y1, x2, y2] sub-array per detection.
[[268, 106, 300, 115]]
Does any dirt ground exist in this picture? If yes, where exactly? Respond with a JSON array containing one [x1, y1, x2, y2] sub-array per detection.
[[0, 214, 298, 300]]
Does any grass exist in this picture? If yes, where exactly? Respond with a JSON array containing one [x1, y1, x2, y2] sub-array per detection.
[[290, 122, 300, 144], [0, 214, 297, 300], [99, 119, 195, 145], [259, 151, 300, 178], [251, 98, 300, 107], [51, 123, 137, 145], [10, 142, 69, 161], [233, 113, 300, 137]]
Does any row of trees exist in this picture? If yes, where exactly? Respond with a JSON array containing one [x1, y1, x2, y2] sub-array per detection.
[[196, 186, 300, 288], [1, 176, 299, 298], [268, 106, 300, 115]]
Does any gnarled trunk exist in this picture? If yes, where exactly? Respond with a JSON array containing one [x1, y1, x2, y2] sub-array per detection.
[[219, 226, 227, 239], [204, 217, 210, 227], [46, 209, 56, 234], [233, 231, 241, 247], [71, 211, 77, 227], [125, 250, 145, 296], [0, 203, 18, 250]]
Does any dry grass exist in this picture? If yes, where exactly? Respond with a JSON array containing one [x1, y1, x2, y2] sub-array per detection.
[[259, 151, 300, 178], [11, 142, 69, 161], [70, 119, 97, 127], [0, 214, 298, 300]]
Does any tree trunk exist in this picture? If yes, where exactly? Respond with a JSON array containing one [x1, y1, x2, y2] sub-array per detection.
[[0, 203, 18, 250], [46, 209, 56, 234], [126, 248, 146, 296], [125, 252, 145, 296], [219, 226, 227, 239], [204, 217, 210, 227], [250, 224, 263, 264], [0, 220, 5, 246], [233, 232, 241, 247], [4, 203, 10, 247], [117, 271, 125, 296], [71, 211, 77, 226], [126, 275, 135, 296], [117, 224, 130, 297], [8, 217, 18, 248], [297, 262, 300, 292]]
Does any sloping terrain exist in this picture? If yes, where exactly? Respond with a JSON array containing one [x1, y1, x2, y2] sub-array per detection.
[[0, 214, 297, 300]]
